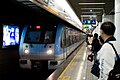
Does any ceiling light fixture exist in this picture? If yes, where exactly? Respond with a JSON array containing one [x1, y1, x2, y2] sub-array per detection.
[[81, 8, 104, 10], [23, 2, 33, 4], [82, 12, 101, 14], [27, 4, 37, 6], [90, 10, 92, 12], [81, 15, 97, 17], [78, 3, 105, 5]]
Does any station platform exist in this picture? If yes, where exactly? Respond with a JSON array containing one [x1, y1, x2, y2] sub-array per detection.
[[47, 42, 98, 80]]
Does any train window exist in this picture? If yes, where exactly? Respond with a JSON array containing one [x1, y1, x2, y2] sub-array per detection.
[[44, 31, 54, 43], [24, 29, 56, 44], [25, 31, 41, 43]]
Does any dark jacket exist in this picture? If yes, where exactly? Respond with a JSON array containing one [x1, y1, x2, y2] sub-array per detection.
[[91, 38, 101, 52]]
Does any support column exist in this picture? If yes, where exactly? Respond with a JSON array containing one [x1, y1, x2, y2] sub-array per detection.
[[102, 14, 114, 23], [115, 0, 120, 41]]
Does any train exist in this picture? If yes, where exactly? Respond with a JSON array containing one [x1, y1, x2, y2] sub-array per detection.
[[19, 23, 85, 70]]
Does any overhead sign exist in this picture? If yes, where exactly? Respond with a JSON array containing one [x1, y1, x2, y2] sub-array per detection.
[[82, 19, 96, 24]]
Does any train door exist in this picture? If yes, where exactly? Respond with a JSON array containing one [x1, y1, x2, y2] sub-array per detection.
[[61, 27, 68, 59]]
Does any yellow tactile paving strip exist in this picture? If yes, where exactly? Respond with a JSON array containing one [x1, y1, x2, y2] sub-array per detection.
[[57, 42, 87, 80], [47, 43, 98, 80]]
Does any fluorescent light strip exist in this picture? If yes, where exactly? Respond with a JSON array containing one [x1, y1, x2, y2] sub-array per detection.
[[78, 3, 105, 5], [82, 12, 101, 14], [23, 2, 34, 4], [81, 8, 104, 10], [27, 4, 37, 6], [81, 15, 97, 17]]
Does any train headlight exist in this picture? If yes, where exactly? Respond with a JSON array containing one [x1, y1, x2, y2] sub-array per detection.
[[24, 49, 29, 54], [47, 49, 53, 55]]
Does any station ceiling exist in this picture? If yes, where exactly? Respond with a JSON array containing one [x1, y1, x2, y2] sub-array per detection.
[[0, 0, 114, 24], [68, 0, 114, 21]]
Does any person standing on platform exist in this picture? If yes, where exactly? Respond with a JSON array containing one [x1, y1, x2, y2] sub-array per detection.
[[97, 21, 120, 80], [91, 33, 101, 61]]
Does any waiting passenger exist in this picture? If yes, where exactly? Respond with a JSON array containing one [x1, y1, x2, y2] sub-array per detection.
[[97, 21, 120, 80], [91, 33, 101, 61], [90, 35, 104, 77]]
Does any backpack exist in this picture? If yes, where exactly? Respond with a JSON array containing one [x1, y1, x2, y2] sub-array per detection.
[[107, 42, 120, 80]]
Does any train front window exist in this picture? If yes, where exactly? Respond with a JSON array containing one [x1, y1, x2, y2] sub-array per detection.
[[25, 31, 41, 43], [43, 31, 54, 43], [24, 30, 55, 44]]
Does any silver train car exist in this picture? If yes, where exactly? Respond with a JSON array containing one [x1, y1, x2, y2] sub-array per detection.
[[19, 23, 85, 70]]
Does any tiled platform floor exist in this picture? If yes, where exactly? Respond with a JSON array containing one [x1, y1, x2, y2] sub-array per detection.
[[85, 45, 98, 80]]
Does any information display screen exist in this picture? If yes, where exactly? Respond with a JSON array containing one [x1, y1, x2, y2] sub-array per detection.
[[3, 25, 19, 48]]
